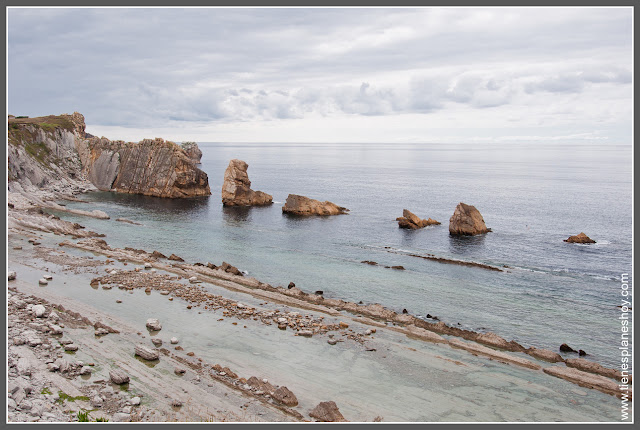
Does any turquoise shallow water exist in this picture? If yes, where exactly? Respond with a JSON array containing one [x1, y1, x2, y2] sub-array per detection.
[[60, 142, 632, 368]]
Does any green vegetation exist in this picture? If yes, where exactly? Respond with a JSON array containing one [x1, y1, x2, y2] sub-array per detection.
[[24, 141, 51, 164], [95, 417, 109, 422], [77, 410, 90, 422], [57, 390, 90, 404], [16, 115, 29, 118], [41, 387, 52, 395]]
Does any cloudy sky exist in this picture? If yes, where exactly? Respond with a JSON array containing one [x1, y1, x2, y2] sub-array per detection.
[[7, 7, 633, 143]]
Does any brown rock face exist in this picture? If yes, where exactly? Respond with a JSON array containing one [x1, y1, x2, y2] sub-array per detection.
[[309, 401, 347, 422], [272, 386, 298, 406], [85, 137, 211, 198], [282, 194, 349, 216], [449, 202, 491, 236], [180, 142, 203, 164], [564, 232, 596, 244], [397, 209, 440, 229], [221, 159, 273, 206]]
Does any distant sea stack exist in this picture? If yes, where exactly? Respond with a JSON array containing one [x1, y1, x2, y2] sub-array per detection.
[[564, 232, 596, 244], [449, 202, 491, 236], [221, 159, 273, 206], [8, 112, 211, 199], [397, 209, 440, 229], [282, 194, 349, 216]]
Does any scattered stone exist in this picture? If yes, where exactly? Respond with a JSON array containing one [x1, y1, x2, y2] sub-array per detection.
[[144, 263, 152, 269], [170, 337, 179, 344], [32, 304, 46, 318], [151, 338, 163, 347], [135, 344, 160, 361], [79, 366, 92, 375], [111, 413, 131, 422], [110, 369, 130, 385], [327, 339, 337, 345], [174, 367, 186, 375], [170, 399, 183, 407], [38, 278, 48, 285], [272, 386, 298, 406], [298, 330, 313, 337], [309, 401, 347, 422], [64, 344, 78, 352], [168, 254, 184, 262], [43, 274, 53, 281], [145, 318, 162, 331], [131, 397, 141, 406], [288, 282, 296, 289]]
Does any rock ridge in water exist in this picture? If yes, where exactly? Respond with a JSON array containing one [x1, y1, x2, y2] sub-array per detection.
[[180, 142, 203, 164], [449, 202, 491, 236], [221, 159, 273, 206], [396, 209, 440, 229], [282, 194, 349, 216]]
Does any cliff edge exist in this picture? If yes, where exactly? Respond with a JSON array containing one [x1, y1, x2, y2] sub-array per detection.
[[8, 112, 211, 199]]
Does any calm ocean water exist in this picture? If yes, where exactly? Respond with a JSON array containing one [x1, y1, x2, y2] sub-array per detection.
[[63, 142, 632, 367]]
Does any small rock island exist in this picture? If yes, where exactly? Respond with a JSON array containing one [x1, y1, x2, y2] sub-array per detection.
[[449, 202, 491, 236], [221, 159, 273, 206], [396, 209, 440, 229], [564, 232, 596, 244], [282, 194, 349, 216]]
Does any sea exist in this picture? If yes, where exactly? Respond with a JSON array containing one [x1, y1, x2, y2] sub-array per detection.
[[61, 141, 633, 369]]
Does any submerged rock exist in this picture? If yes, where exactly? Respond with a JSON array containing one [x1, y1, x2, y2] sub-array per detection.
[[564, 232, 596, 244], [560, 343, 578, 353], [8, 271, 16, 280], [309, 401, 347, 422], [449, 202, 491, 236], [282, 194, 349, 216], [565, 358, 623, 380], [221, 159, 273, 206], [396, 209, 440, 229]]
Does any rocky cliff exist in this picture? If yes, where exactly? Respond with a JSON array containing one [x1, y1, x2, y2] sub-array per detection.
[[8, 113, 211, 199], [221, 159, 272, 206]]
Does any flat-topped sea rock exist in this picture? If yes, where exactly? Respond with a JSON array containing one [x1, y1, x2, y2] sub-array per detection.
[[397, 209, 440, 229], [449, 202, 491, 236], [282, 194, 349, 216], [221, 159, 273, 206], [564, 232, 596, 244]]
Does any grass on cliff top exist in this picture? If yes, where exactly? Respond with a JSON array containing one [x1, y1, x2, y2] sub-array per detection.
[[8, 114, 75, 132]]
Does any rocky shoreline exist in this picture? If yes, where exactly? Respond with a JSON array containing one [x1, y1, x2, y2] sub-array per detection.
[[6, 197, 632, 422]]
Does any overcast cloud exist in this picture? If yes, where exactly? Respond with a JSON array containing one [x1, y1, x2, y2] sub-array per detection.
[[7, 7, 632, 143]]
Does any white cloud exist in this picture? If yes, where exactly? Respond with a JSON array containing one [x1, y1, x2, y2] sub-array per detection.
[[7, 7, 632, 143]]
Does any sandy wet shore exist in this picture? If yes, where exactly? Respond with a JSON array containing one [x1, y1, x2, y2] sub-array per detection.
[[6, 202, 631, 422]]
